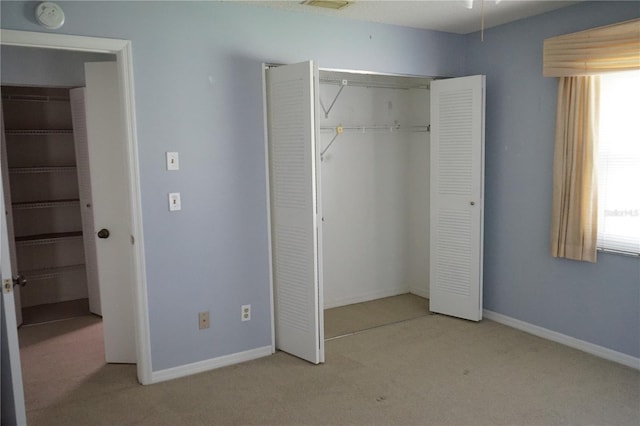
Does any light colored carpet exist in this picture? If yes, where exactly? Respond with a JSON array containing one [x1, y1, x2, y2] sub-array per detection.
[[324, 293, 429, 339], [18, 312, 640, 425]]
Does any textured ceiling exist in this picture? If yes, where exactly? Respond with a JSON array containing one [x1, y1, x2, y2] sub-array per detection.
[[239, 1, 580, 34]]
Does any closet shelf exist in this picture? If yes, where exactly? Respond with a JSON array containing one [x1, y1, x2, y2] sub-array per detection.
[[12, 199, 80, 210], [319, 77, 430, 91], [15, 231, 83, 247], [4, 129, 74, 136], [9, 166, 77, 174], [19, 264, 85, 282], [2, 94, 70, 103], [320, 124, 430, 133]]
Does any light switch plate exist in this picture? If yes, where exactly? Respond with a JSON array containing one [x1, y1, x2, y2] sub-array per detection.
[[166, 152, 179, 170], [168, 192, 181, 211]]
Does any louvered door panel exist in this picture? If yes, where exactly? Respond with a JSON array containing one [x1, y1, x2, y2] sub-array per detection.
[[430, 75, 485, 321], [267, 61, 323, 364]]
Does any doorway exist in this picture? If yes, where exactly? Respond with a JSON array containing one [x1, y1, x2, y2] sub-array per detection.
[[0, 54, 126, 416], [0, 29, 151, 424]]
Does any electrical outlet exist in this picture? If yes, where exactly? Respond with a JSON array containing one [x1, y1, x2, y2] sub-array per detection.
[[241, 304, 251, 322], [199, 311, 210, 329]]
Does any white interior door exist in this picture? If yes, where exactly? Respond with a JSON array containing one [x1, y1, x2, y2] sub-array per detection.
[[267, 61, 324, 364], [429, 75, 485, 322], [69, 88, 101, 316], [84, 62, 136, 363], [0, 105, 22, 327], [1, 149, 27, 426]]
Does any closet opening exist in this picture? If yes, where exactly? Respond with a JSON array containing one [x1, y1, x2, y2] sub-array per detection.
[[1, 33, 150, 424], [317, 69, 432, 340], [265, 61, 485, 365]]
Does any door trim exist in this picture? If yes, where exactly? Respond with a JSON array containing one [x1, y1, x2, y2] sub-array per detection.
[[261, 64, 277, 354], [0, 29, 152, 385]]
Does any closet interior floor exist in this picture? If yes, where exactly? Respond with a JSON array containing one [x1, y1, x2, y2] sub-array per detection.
[[324, 293, 429, 339], [21, 298, 91, 326]]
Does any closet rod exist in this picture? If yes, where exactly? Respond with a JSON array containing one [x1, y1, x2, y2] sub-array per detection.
[[320, 124, 430, 158]]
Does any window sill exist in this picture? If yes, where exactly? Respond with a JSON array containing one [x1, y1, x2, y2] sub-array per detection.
[[597, 247, 640, 258]]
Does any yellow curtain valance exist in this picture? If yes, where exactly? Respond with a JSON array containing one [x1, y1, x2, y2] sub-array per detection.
[[543, 18, 640, 77]]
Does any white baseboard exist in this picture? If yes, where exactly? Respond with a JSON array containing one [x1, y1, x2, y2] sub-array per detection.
[[483, 310, 640, 371], [409, 286, 429, 299], [150, 345, 273, 384], [324, 287, 408, 309]]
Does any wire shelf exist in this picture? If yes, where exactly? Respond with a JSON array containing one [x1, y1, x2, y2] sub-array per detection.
[[12, 199, 80, 210], [15, 231, 83, 247], [19, 264, 86, 281], [1, 94, 70, 103], [9, 166, 77, 174], [4, 129, 74, 136], [319, 124, 430, 133]]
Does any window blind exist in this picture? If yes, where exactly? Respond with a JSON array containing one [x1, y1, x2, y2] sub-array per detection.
[[544, 18, 640, 77], [596, 70, 640, 256]]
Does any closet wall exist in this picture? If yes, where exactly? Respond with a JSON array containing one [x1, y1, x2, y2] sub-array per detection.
[[319, 71, 430, 308]]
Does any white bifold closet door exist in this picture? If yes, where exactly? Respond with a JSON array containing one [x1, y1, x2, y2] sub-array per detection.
[[267, 61, 325, 364], [429, 75, 485, 322]]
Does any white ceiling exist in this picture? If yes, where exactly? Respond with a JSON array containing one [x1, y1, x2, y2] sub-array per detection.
[[239, 1, 581, 34]]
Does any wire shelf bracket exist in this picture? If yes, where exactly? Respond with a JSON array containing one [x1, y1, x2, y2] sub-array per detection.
[[319, 80, 347, 119]]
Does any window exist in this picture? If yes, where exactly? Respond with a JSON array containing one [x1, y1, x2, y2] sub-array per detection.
[[597, 70, 640, 255]]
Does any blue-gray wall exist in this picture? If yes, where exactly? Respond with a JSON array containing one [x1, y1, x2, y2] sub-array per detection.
[[1, 1, 637, 371], [465, 1, 640, 358], [0, 1, 465, 371]]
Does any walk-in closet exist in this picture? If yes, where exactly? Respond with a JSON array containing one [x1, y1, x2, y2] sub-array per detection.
[[1, 85, 98, 325], [266, 61, 485, 364]]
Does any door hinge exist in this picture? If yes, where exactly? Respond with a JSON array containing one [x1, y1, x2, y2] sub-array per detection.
[[3, 279, 12, 293]]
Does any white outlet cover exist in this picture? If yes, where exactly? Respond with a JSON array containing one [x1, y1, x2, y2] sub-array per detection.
[[241, 304, 251, 321]]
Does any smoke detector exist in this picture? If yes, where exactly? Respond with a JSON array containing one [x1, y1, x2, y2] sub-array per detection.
[[300, 1, 352, 10], [35, 2, 65, 30]]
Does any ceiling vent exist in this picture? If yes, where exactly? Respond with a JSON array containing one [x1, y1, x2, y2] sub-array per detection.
[[300, 0, 352, 10]]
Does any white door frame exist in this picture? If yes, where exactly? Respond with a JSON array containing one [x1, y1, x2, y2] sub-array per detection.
[[0, 29, 152, 385]]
